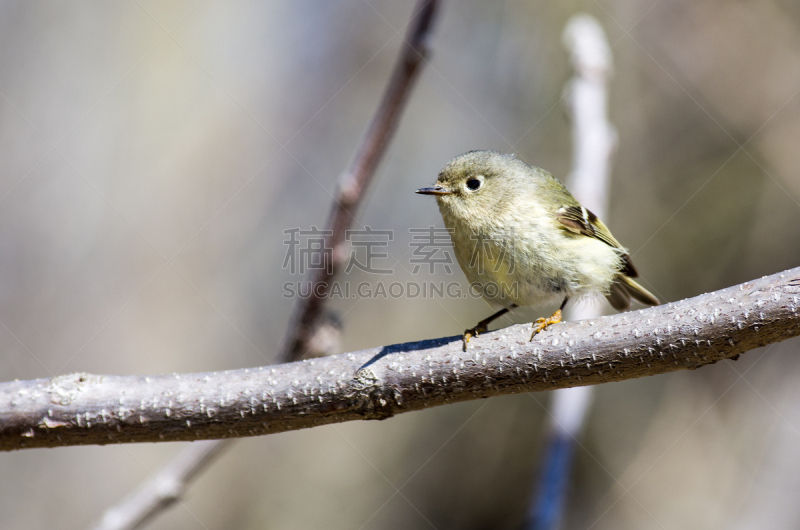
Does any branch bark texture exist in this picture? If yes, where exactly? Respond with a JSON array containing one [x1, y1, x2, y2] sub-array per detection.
[[2, 268, 799, 451]]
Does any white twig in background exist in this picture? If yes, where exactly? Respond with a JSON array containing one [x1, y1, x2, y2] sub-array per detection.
[[559, 12, 617, 439], [564, 14, 616, 219], [529, 14, 616, 530]]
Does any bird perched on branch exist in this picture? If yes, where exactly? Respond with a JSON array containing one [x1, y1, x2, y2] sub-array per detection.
[[416, 150, 658, 350]]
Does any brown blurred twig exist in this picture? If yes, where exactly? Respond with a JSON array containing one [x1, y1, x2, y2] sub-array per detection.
[[87, 2, 440, 529], [3, 267, 800, 451], [281, 0, 439, 361]]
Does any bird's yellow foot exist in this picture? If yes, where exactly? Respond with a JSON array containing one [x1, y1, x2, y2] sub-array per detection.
[[463, 324, 488, 351], [530, 309, 562, 341]]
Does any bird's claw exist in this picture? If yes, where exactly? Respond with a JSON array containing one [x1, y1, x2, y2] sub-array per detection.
[[462, 325, 488, 351], [530, 309, 563, 341]]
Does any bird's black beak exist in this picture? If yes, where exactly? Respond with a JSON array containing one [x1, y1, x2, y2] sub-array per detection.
[[415, 185, 454, 196]]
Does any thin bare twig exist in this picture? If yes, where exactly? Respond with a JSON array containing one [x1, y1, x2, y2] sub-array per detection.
[[91, 439, 234, 530], [88, 2, 441, 528], [3, 267, 800, 451]]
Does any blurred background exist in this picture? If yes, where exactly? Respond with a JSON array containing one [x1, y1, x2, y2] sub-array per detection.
[[1, 0, 799, 528]]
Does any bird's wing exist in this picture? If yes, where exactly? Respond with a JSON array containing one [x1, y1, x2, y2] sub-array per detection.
[[556, 204, 638, 278]]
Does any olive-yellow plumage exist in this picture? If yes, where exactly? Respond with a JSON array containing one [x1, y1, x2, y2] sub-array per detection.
[[416, 150, 658, 348]]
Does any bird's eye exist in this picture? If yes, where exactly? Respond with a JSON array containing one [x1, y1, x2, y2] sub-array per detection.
[[466, 177, 482, 191]]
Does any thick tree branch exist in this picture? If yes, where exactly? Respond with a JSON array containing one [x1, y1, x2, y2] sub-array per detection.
[[3, 268, 799, 452]]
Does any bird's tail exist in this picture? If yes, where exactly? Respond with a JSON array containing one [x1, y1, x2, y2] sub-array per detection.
[[605, 275, 659, 311]]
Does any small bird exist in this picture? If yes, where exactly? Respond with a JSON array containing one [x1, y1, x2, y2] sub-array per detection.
[[416, 150, 658, 350]]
